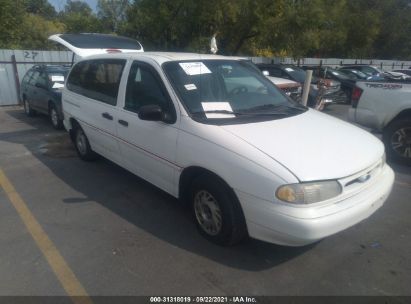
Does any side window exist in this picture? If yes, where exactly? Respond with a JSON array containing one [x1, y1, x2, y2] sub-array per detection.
[[361, 66, 375, 75], [125, 61, 171, 113], [22, 70, 33, 85], [29, 71, 40, 85], [37, 72, 48, 88], [281, 71, 292, 79], [269, 68, 283, 78], [67, 59, 126, 106]]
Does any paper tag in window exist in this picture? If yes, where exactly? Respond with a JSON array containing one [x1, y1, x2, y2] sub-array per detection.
[[184, 84, 197, 90], [201, 102, 234, 119], [51, 75, 64, 82], [285, 67, 294, 72], [52, 82, 64, 89], [179, 62, 211, 75]]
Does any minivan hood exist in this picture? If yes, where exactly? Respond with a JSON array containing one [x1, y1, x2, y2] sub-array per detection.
[[49, 33, 143, 58], [220, 109, 384, 181]]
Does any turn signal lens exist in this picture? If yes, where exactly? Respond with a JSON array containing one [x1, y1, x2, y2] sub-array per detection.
[[276, 181, 342, 204]]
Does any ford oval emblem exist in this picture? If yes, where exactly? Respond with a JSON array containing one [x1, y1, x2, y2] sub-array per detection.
[[358, 174, 371, 183]]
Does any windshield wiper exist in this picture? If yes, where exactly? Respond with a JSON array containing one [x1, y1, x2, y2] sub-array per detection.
[[191, 109, 295, 117], [191, 110, 247, 116], [191, 105, 306, 118], [241, 104, 306, 114]]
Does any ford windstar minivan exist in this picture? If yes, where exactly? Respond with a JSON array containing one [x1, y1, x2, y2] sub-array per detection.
[[61, 52, 394, 246]]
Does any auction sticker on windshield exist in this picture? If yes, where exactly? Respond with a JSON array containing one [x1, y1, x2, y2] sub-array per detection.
[[201, 102, 234, 118], [179, 62, 212, 75], [184, 84, 197, 90], [51, 75, 65, 82]]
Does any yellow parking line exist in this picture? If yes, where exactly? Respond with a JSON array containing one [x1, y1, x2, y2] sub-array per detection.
[[0, 168, 93, 304]]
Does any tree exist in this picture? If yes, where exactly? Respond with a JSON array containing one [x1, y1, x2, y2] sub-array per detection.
[[59, 0, 103, 33], [371, 0, 411, 59], [123, 0, 285, 55], [0, 0, 26, 48], [64, 0, 93, 14], [20, 14, 66, 49], [24, 0, 57, 19], [97, 0, 130, 33]]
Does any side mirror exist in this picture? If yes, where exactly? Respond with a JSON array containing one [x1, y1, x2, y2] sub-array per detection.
[[138, 104, 168, 122], [262, 70, 269, 76]]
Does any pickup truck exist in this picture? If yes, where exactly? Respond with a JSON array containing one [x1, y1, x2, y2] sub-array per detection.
[[348, 82, 411, 165]]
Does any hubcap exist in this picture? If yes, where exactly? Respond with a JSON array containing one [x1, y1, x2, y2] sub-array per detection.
[[194, 190, 222, 236], [391, 127, 411, 158], [51, 108, 58, 126], [76, 131, 87, 155]]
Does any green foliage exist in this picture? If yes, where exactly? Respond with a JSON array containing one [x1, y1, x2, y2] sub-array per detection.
[[0, 0, 26, 48], [97, 0, 130, 33], [59, 0, 103, 33], [1, 0, 411, 60], [24, 0, 57, 19], [63, 0, 92, 14], [19, 14, 65, 49], [59, 11, 102, 33], [123, 0, 411, 59]]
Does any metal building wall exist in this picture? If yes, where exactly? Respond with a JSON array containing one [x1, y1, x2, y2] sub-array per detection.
[[0, 50, 72, 106]]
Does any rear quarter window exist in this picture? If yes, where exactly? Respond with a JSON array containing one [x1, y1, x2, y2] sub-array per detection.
[[21, 70, 34, 84], [67, 59, 126, 106], [29, 70, 40, 85]]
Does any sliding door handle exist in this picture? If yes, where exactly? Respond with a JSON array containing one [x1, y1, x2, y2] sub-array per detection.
[[118, 119, 128, 127], [102, 112, 113, 120]]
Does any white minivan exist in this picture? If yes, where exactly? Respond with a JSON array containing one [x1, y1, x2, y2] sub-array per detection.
[[62, 52, 394, 246]]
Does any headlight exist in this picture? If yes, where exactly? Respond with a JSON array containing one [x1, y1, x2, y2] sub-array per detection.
[[276, 181, 342, 204]]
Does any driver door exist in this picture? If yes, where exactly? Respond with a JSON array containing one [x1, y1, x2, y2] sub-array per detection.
[[116, 61, 179, 195]]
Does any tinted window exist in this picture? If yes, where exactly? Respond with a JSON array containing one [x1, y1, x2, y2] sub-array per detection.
[[125, 62, 171, 113], [22, 70, 34, 84], [268, 68, 283, 78], [29, 70, 40, 85], [37, 72, 48, 88], [59, 34, 142, 50], [67, 59, 126, 105], [360, 66, 377, 75]]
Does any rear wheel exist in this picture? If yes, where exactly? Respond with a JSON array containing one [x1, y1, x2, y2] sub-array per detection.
[[49, 103, 63, 129], [73, 126, 97, 161], [23, 98, 36, 117], [383, 118, 411, 165], [190, 174, 247, 245]]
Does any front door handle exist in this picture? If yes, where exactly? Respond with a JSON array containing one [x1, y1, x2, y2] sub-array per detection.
[[118, 119, 128, 127], [102, 112, 113, 120]]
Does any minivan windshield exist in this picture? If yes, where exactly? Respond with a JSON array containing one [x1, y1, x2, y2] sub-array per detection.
[[163, 60, 306, 123]]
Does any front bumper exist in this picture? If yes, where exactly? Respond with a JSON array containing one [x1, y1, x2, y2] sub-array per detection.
[[236, 165, 394, 246]]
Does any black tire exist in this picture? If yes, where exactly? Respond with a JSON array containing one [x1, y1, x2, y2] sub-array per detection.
[[49, 103, 63, 130], [23, 97, 36, 117], [190, 174, 247, 246], [73, 125, 98, 161], [383, 118, 411, 166]]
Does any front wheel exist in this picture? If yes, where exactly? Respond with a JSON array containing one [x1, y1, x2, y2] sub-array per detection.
[[190, 174, 247, 245], [73, 126, 97, 161], [49, 103, 63, 129], [383, 118, 411, 166]]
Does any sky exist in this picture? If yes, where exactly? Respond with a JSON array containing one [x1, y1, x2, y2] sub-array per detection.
[[48, 0, 98, 12]]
